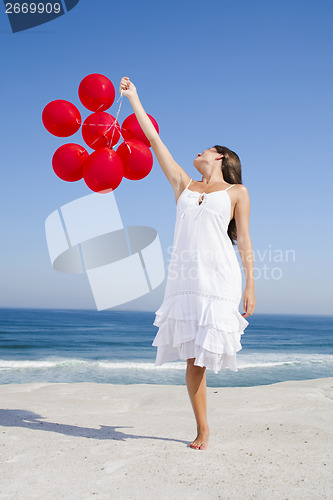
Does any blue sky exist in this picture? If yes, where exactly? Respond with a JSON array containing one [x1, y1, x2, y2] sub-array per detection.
[[0, 0, 332, 314]]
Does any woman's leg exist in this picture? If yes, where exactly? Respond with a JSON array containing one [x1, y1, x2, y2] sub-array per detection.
[[186, 358, 210, 450]]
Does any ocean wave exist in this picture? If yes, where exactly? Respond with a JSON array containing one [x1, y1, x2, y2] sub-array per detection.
[[0, 354, 332, 372], [0, 359, 88, 370]]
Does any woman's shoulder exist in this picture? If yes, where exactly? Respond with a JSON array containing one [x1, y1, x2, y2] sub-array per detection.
[[234, 183, 248, 192], [232, 184, 250, 202]]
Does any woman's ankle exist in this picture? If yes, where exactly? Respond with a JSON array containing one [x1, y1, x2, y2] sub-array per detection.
[[197, 424, 209, 433]]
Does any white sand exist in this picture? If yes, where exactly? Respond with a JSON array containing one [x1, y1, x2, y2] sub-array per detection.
[[0, 377, 332, 499]]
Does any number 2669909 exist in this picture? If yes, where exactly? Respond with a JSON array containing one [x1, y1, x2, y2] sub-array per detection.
[[5, 3, 61, 14]]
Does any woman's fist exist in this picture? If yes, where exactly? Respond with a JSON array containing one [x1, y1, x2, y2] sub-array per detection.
[[119, 77, 137, 99]]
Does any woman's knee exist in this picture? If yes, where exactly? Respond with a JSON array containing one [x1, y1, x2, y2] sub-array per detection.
[[187, 358, 206, 369]]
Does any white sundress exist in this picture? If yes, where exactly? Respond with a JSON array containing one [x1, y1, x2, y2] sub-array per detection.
[[152, 178, 250, 374]]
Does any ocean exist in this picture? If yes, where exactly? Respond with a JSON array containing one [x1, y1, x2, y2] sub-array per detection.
[[0, 308, 332, 387]]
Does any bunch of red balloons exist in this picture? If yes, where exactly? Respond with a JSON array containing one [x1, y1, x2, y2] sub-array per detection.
[[42, 73, 159, 193]]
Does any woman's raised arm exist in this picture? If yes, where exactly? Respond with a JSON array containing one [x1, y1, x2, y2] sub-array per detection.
[[119, 77, 189, 192]]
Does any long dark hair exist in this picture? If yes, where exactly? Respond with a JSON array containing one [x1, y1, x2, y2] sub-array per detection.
[[213, 145, 243, 246]]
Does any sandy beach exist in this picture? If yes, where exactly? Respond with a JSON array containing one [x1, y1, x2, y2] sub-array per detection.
[[0, 377, 332, 499]]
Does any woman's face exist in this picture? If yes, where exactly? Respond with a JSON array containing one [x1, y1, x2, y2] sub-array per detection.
[[193, 147, 221, 170]]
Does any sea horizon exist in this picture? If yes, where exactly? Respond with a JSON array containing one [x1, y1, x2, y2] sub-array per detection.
[[1, 306, 332, 316], [0, 307, 332, 388]]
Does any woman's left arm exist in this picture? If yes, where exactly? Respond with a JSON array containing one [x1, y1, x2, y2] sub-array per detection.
[[234, 185, 256, 317]]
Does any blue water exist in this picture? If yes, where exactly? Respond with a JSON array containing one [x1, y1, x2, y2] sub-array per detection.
[[0, 308, 332, 387]]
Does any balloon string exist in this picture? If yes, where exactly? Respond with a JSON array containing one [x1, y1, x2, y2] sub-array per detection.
[[88, 111, 104, 148], [81, 123, 118, 126], [96, 102, 105, 112], [79, 88, 132, 153], [89, 94, 121, 148], [78, 92, 123, 130], [109, 89, 131, 152], [109, 89, 124, 148], [90, 90, 124, 149]]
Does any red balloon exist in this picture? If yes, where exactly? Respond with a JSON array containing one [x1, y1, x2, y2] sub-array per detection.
[[78, 73, 115, 112], [52, 143, 89, 182], [116, 139, 153, 180], [42, 100, 81, 137], [83, 147, 123, 193], [121, 113, 159, 147], [82, 112, 121, 150]]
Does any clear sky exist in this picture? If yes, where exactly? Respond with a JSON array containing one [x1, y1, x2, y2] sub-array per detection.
[[0, 0, 332, 315]]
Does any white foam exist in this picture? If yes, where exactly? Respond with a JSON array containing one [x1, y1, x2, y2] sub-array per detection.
[[0, 353, 332, 372], [0, 359, 88, 369]]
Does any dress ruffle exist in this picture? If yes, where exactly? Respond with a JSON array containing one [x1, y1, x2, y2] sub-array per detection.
[[152, 293, 249, 374]]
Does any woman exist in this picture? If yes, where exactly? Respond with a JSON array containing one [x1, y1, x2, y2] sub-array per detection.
[[119, 76, 256, 451]]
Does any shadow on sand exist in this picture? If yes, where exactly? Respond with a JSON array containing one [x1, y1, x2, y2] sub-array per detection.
[[0, 409, 190, 446]]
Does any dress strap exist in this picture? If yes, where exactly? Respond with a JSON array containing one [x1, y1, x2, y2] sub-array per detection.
[[185, 178, 192, 190], [225, 184, 235, 191]]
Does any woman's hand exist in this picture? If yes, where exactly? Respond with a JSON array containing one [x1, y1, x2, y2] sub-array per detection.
[[119, 77, 137, 99], [242, 286, 256, 318]]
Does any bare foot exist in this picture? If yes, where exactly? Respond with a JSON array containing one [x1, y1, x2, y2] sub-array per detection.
[[190, 428, 210, 450]]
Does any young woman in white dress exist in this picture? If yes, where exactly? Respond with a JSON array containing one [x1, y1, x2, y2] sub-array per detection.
[[119, 77, 256, 451]]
